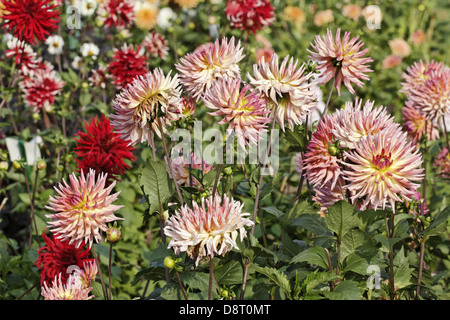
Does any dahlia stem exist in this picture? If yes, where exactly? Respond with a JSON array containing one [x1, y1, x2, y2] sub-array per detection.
[[176, 270, 189, 300], [212, 164, 223, 197], [442, 115, 450, 150], [23, 167, 40, 249], [321, 69, 339, 121], [384, 210, 396, 300], [92, 246, 109, 300], [208, 257, 215, 300], [108, 242, 113, 300], [416, 238, 426, 299], [157, 117, 184, 206]]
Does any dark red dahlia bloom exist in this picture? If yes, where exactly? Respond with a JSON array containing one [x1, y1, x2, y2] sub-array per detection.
[[1, 0, 60, 45], [35, 232, 93, 287], [74, 115, 136, 182], [108, 44, 148, 89], [225, 0, 275, 34]]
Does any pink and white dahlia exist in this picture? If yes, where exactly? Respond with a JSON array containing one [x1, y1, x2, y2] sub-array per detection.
[[312, 181, 345, 216], [434, 147, 450, 179], [343, 126, 424, 211], [248, 53, 320, 130], [308, 28, 373, 96], [45, 169, 123, 248], [164, 194, 254, 265], [41, 273, 93, 300], [165, 152, 214, 189], [402, 101, 440, 144], [203, 77, 270, 149], [5, 37, 38, 75], [401, 60, 444, 93], [402, 61, 450, 122], [331, 98, 399, 149], [110, 68, 182, 146], [175, 37, 244, 101], [19, 61, 65, 112], [142, 31, 169, 60], [302, 114, 342, 189]]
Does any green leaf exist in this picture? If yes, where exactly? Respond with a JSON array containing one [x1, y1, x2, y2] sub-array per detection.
[[422, 206, 450, 239], [340, 229, 378, 262], [393, 246, 413, 289], [214, 260, 244, 285], [301, 270, 339, 297], [323, 280, 361, 300], [291, 246, 330, 270], [139, 160, 174, 216], [326, 200, 359, 239], [253, 266, 292, 299]]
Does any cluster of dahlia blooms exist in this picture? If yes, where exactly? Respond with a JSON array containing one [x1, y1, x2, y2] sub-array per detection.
[[401, 60, 450, 140], [164, 194, 254, 266], [301, 98, 424, 214]]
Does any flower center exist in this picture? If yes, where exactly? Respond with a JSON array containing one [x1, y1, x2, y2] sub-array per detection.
[[372, 149, 392, 171]]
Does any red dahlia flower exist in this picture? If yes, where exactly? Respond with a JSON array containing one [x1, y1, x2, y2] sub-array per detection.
[[108, 44, 148, 89], [35, 232, 93, 287], [225, 0, 275, 34], [74, 115, 136, 182], [97, 0, 134, 29], [1, 0, 60, 45]]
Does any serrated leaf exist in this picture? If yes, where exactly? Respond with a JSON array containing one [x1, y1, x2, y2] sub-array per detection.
[[326, 200, 359, 239], [323, 280, 361, 300], [422, 206, 450, 240], [291, 246, 330, 270], [214, 260, 244, 285], [253, 265, 292, 299], [139, 160, 174, 216], [301, 270, 339, 296]]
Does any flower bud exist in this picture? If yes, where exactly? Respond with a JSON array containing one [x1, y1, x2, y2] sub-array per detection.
[[37, 160, 47, 170], [0, 161, 8, 171], [224, 167, 233, 176], [164, 256, 175, 269], [12, 160, 22, 169], [106, 227, 122, 243]]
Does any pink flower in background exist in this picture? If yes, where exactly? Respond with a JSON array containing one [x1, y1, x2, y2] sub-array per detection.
[[165, 152, 214, 189], [142, 31, 169, 60], [388, 38, 411, 58], [308, 28, 373, 96], [342, 4, 362, 21], [248, 53, 320, 130], [313, 9, 334, 27], [203, 77, 270, 150], [176, 37, 244, 101], [88, 64, 110, 89], [110, 68, 182, 146], [434, 147, 450, 179], [402, 101, 440, 144], [343, 126, 424, 212], [164, 194, 254, 265], [45, 169, 123, 248], [412, 30, 426, 46], [382, 55, 402, 69]]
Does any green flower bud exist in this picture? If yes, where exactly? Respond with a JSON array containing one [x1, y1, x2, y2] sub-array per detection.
[[164, 256, 175, 269], [0, 161, 8, 171], [12, 160, 22, 169], [224, 167, 233, 176], [37, 160, 47, 170], [106, 227, 122, 243]]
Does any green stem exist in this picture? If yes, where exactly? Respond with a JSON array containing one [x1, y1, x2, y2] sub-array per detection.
[[176, 270, 189, 300], [108, 242, 113, 300], [92, 246, 109, 300], [208, 257, 214, 300], [384, 210, 396, 300]]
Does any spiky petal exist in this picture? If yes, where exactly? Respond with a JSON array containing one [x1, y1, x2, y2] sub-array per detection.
[[248, 53, 320, 130], [343, 126, 424, 212], [164, 194, 254, 265], [175, 37, 244, 101], [308, 28, 373, 96], [45, 169, 123, 248], [110, 68, 182, 146], [41, 273, 93, 300]]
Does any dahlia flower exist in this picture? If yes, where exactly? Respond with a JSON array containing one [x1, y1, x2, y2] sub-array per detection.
[[382, 55, 402, 69], [45, 35, 64, 55], [19, 61, 65, 112], [35, 232, 93, 286], [331, 98, 399, 149], [77, 260, 98, 289], [0, 0, 60, 45], [225, 0, 275, 34], [74, 115, 136, 182], [388, 38, 411, 58], [434, 147, 450, 179], [248, 53, 320, 130], [402, 101, 440, 144], [402, 61, 450, 122], [342, 4, 362, 21], [108, 44, 148, 89], [41, 273, 94, 300], [88, 64, 110, 89], [283, 6, 306, 25], [73, 0, 97, 17], [142, 31, 169, 60], [203, 77, 270, 150], [165, 152, 214, 189], [110, 68, 182, 146], [175, 0, 199, 9], [312, 181, 345, 216], [133, 1, 158, 30], [164, 194, 254, 265], [313, 9, 334, 27], [80, 42, 100, 59], [302, 114, 342, 189], [5, 37, 38, 75], [175, 37, 244, 101], [308, 28, 373, 96], [97, 0, 134, 29], [45, 169, 124, 248], [343, 126, 424, 211], [405, 191, 429, 217], [156, 7, 176, 29]]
